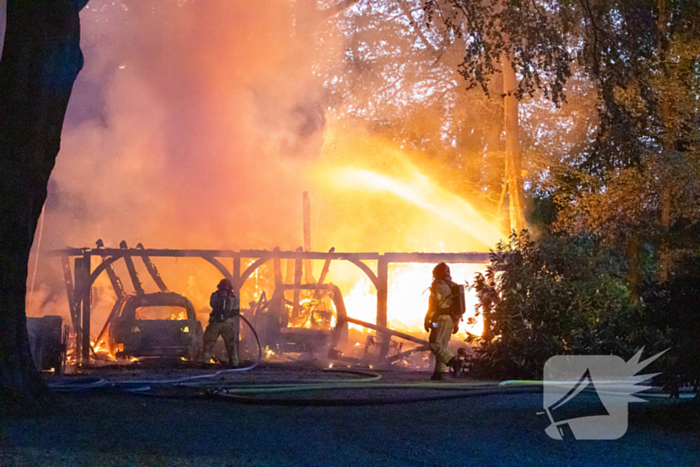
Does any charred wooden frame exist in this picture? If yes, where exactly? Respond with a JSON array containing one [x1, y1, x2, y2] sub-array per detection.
[[51, 242, 488, 364]]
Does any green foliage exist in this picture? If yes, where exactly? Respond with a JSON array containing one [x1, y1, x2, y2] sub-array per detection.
[[641, 253, 700, 393], [472, 231, 700, 391], [423, 0, 572, 104], [471, 231, 638, 379]]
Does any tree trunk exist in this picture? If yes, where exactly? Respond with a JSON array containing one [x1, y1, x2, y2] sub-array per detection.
[[657, 0, 672, 283], [503, 53, 526, 233], [659, 186, 671, 282], [627, 236, 642, 303], [0, 0, 86, 411]]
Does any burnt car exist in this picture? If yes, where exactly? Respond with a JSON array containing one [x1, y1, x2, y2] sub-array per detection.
[[109, 292, 203, 360]]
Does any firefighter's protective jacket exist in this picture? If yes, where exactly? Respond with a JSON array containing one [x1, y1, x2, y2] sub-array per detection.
[[425, 278, 454, 324], [209, 289, 240, 323]]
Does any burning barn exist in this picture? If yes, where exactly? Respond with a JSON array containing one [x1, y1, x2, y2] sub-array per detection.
[[52, 240, 488, 368]]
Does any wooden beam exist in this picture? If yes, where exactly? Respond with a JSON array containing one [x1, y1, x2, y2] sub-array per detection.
[[81, 254, 91, 364], [339, 316, 428, 347], [120, 241, 144, 295], [382, 252, 490, 263], [233, 255, 241, 299], [376, 256, 388, 329], [316, 247, 335, 286], [292, 247, 303, 318], [136, 243, 169, 292], [72, 257, 84, 362], [50, 249, 488, 264], [273, 247, 283, 286], [387, 344, 430, 364], [96, 240, 125, 299], [49, 248, 382, 261], [303, 192, 314, 283], [376, 256, 389, 358]]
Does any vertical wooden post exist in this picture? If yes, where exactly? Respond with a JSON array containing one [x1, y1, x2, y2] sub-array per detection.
[[72, 257, 84, 363], [284, 251, 294, 313], [303, 192, 314, 283], [377, 255, 389, 358], [81, 254, 91, 364], [284, 257, 294, 285], [74, 256, 92, 365], [233, 254, 241, 300], [273, 247, 283, 287], [292, 247, 303, 318], [61, 255, 80, 338], [376, 256, 388, 328]]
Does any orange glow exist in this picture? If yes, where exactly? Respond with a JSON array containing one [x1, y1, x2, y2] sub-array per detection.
[[311, 124, 503, 253], [332, 169, 501, 248], [26, 3, 507, 366], [343, 263, 486, 337]]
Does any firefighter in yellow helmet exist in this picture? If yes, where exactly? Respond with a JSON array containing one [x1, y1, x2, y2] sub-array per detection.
[[201, 278, 240, 366], [424, 262, 465, 380]]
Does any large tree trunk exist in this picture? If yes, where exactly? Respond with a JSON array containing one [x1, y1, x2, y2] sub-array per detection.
[[657, 0, 672, 283], [503, 53, 526, 233], [627, 236, 642, 303], [0, 0, 86, 412]]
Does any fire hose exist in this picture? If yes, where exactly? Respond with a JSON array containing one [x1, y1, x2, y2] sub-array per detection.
[[51, 373, 694, 406], [49, 311, 540, 403], [50, 316, 383, 395], [49, 316, 695, 404]]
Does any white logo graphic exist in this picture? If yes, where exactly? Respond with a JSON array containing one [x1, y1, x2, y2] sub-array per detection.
[[543, 349, 667, 440]]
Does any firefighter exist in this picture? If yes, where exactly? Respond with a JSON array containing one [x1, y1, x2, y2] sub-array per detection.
[[423, 262, 464, 380], [202, 278, 240, 366]]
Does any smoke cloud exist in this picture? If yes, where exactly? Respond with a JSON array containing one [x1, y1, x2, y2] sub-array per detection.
[[13, 1, 494, 336]]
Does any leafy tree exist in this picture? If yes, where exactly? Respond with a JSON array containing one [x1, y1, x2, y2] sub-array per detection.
[[423, 1, 700, 244], [325, 0, 563, 229], [642, 253, 700, 394], [471, 231, 638, 379], [0, 0, 87, 411]]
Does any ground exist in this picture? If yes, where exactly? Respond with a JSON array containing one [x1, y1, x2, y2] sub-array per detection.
[[0, 363, 698, 466]]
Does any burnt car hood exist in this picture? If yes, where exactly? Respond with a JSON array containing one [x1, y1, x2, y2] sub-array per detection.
[[121, 319, 197, 356]]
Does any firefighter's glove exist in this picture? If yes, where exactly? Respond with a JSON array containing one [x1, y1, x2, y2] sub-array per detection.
[[452, 322, 460, 335], [424, 319, 431, 333]]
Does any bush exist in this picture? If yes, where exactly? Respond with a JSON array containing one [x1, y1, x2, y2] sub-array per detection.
[[470, 231, 639, 380], [641, 254, 700, 393]]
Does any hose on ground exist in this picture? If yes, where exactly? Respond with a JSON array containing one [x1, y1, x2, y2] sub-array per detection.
[[211, 386, 543, 406], [49, 317, 695, 404]]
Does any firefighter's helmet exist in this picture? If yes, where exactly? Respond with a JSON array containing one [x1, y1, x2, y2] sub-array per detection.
[[432, 262, 450, 280], [217, 278, 233, 291]]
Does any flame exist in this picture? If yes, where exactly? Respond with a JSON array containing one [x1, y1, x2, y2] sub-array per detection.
[[311, 124, 504, 253], [171, 310, 187, 321], [28, 3, 514, 368], [49, 129, 502, 367], [343, 263, 486, 337], [333, 168, 502, 249], [310, 127, 498, 340]]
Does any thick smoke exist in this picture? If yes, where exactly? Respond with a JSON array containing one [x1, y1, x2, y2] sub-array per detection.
[[17, 1, 495, 336], [26, 0, 336, 323], [50, 0, 326, 252]]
